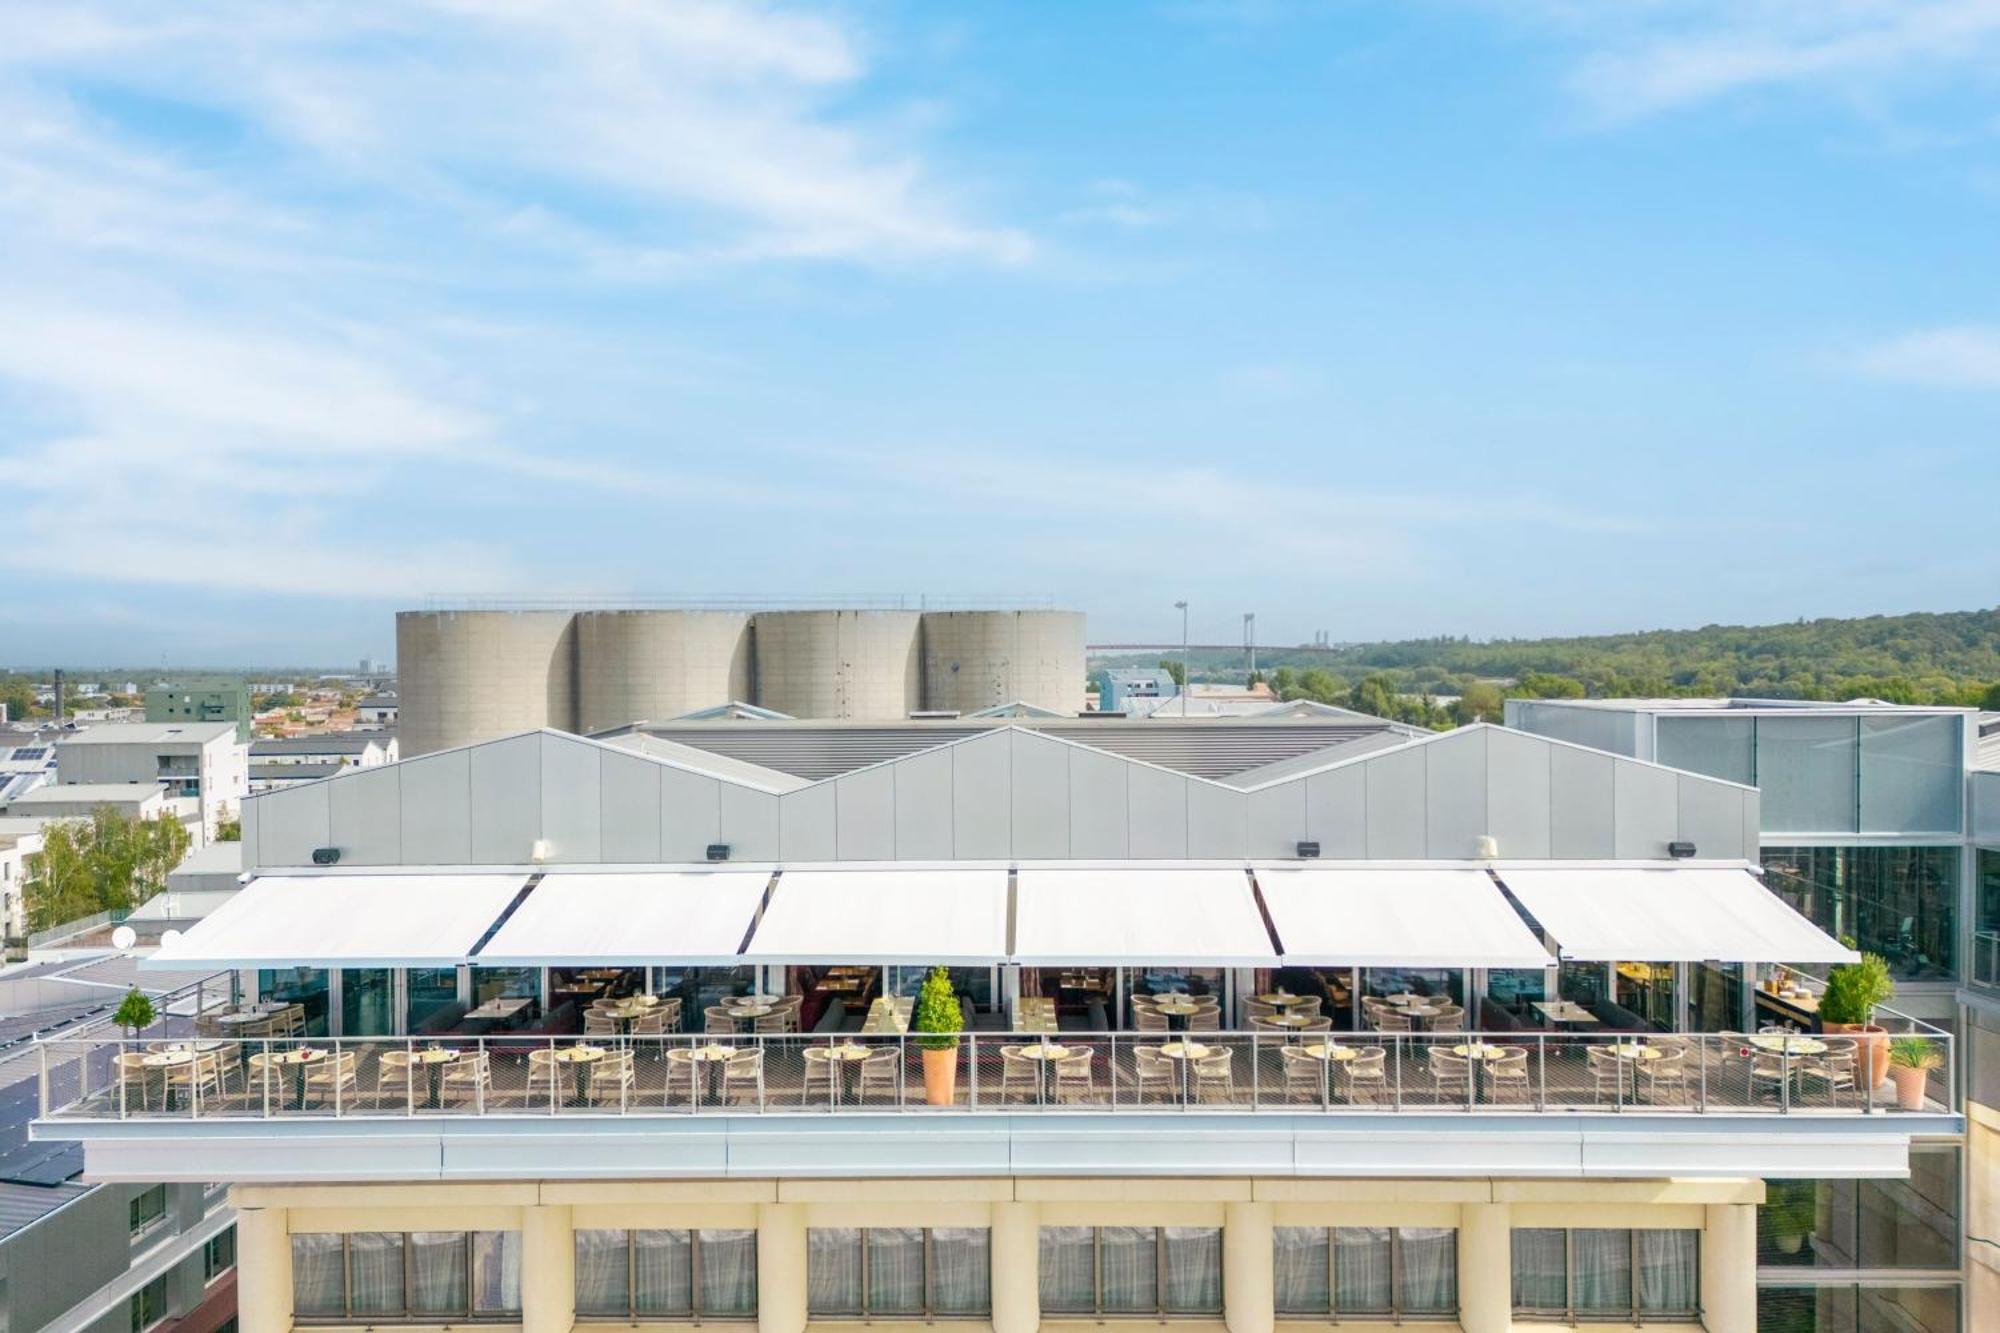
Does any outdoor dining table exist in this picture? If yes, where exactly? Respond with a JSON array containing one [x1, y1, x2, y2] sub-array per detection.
[[265, 1047, 325, 1109], [141, 1041, 228, 1110], [408, 1047, 461, 1107], [803, 1043, 872, 1102], [1749, 1034, 1827, 1057], [724, 994, 779, 1008], [1293, 1041, 1356, 1098], [551, 1044, 607, 1103], [1253, 992, 1313, 1008], [1610, 1041, 1664, 1063], [1157, 1039, 1213, 1100], [1260, 1011, 1316, 1030], [1017, 1042, 1073, 1101], [668, 1044, 737, 1104], [1151, 997, 1200, 1030]]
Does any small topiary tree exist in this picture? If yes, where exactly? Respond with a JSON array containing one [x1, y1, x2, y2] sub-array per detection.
[[913, 966, 962, 1052], [1818, 951, 1893, 1026], [114, 987, 156, 1040]]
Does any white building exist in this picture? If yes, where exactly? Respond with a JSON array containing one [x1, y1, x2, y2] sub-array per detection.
[[52, 721, 248, 842], [352, 692, 398, 727], [0, 820, 43, 941]]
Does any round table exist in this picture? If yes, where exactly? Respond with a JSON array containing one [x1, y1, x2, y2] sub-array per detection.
[[1450, 1042, 1508, 1061], [1610, 1042, 1663, 1063], [1749, 1035, 1826, 1057], [802, 1044, 873, 1103], [725, 994, 779, 1008], [731, 1004, 774, 1020], [1157, 1040, 1213, 1100], [1296, 1042, 1356, 1063], [1151, 998, 1200, 1030], [1262, 1012, 1315, 1029], [552, 1044, 607, 1103], [263, 1047, 325, 1108], [1254, 992, 1313, 1008]]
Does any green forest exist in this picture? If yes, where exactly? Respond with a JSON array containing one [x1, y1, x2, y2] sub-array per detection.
[[1103, 606, 2000, 729]]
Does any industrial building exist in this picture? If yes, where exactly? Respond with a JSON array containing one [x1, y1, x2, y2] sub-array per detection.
[[396, 606, 1087, 755], [31, 712, 1975, 1332], [48, 722, 249, 843], [145, 680, 254, 744]]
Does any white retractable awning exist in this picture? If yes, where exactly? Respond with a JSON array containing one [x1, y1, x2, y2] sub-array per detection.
[[1255, 866, 1553, 969], [743, 867, 1010, 965], [1012, 867, 1278, 966], [475, 870, 773, 966], [145, 874, 528, 969], [1496, 866, 1859, 964]]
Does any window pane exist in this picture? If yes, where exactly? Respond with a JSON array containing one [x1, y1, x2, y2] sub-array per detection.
[[348, 1233, 406, 1316], [1511, 1228, 1567, 1313], [1572, 1230, 1632, 1314], [930, 1228, 991, 1316], [1860, 1147, 1961, 1269], [291, 1235, 345, 1318], [867, 1228, 926, 1315], [408, 1232, 469, 1314], [471, 1232, 520, 1313], [1273, 1227, 1330, 1314], [697, 1229, 758, 1317], [1334, 1227, 1392, 1315], [574, 1230, 630, 1316], [1761, 846, 1957, 982], [1860, 715, 1962, 834], [1657, 716, 1755, 786], [636, 1230, 692, 1316], [1635, 1230, 1697, 1313], [1399, 1227, 1458, 1314], [1161, 1227, 1222, 1314], [1099, 1227, 1159, 1313], [807, 1228, 863, 1316], [1757, 716, 1858, 833], [1037, 1227, 1097, 1314]]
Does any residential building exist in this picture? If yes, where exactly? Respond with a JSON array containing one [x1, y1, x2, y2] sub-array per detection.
[[0, 824, 41, 943], [53, 722, 249, 843], [0, 782, 169, 822], [1090, 666, 1178, 712], [351, 692, 397, 728], [248, 731, 397, 772], [32, 718, 1966, 1333], [145, 681, 254, 744]]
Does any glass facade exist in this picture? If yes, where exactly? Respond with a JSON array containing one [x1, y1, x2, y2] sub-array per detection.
[[1761, 846, 1959, 980], [1758, 1148, 1961, 1270], [257, 967, 330, 1036], [1754, 1284, 1961, 1333], [405, 968, 460, 1033], [1976, 848, 2000, 986], [340, 968, 394, 1036], [1273, 1226, 1457, 1319]]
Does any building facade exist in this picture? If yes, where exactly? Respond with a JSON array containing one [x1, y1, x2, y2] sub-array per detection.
[[146, 683, 255, 745], [54, 722, 250, 843]]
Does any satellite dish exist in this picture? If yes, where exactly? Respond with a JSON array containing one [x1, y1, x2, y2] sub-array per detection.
[[111, 925, 137, 950], [160, 929, 184, 948]]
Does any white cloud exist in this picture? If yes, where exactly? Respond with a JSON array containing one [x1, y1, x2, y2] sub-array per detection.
[[1856, 325, 2000, 388]]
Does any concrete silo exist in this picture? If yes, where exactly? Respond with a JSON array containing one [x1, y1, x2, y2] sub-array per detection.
[[921, 610, 1087, 715], [751, 610, 922, 720], [396, 610, 578, 756], [574, 610, 753, 733]]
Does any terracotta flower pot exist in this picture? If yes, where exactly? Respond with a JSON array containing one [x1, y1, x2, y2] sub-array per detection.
[[1824, 1022, 1888, 1090], [921, 1046, 959, 1106], [1887, 1064, 1931, 1112]]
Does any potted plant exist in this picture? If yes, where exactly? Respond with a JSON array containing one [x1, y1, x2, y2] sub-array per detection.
[[114, 987, 157, 1042], [913, 966, 963, 1107], [1886, 1036, 1942, 1112], [1817, 949, 1893, 1090], [1762, 1180, 1817, 1256]]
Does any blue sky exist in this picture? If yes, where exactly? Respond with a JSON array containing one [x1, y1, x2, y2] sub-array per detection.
[[0, 1, 1996, 665]]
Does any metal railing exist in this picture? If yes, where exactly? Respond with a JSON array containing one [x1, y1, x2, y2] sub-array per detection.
[[24, 908, 130, 950], [35, 1028, 1956, 1124]]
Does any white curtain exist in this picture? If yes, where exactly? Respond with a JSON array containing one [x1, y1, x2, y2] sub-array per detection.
[[930, 1228, 991, 1316], [635, 1229, 693, 1316], [867, 1228, 926, 1314], [408, 1232, 469, 1314], [290, 1234, 345, 1317], [698, 1228, 759, 1317], [1398, 1227, 1458, 1315], [574, 1230, 630, 1316], [1511, 1228, 1568, 1313], [347, 1232, 405, 1315], [1161, 1227, 1222, 1314], [1099, 1227, 1159, 1313], [1334, 1228, 1392, 1315], [1037, 1226, 1097, 1314], [807, 1228, 864, 1315], [471, 1232, 521, 1314], [1573, 1229, 1634, 1314], [1636, 1230, 1699, 1314], [1273, 1227, 1330, 1314]]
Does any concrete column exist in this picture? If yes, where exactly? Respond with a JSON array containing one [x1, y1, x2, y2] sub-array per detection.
[[522, 1203, 574, 1333], [758, 1202, 809, 1333], [1223, 1201, 1274, 1333], [1457, 1202, 1512, 1333], [234, 1205, 290, 1333], [1701, 1203, 1757, 1333], [990, 1201, 1040, 1333]]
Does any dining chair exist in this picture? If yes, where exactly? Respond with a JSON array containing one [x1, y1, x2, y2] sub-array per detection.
[[656, 997, 684, 1033], [1185, 1008, 1221, 1032], [1428, 1049, 1471, 1103], [1133, 1010, 1169, 1033], [1280, 1046, 1326, 1103], [800, 1049, 839, 1105], [1490, 1047, 1532, 1103], [376, 1050, 419, 1107], [704, 1007, 738, 1036], [525, 1049, 563, 1107], [1799, 1039, 1856, 1106], [441, 1051, 492, 1104], [1054, 1051, 1097, 1104], [661, 1049, 697, 1105], [1642, 1047, 1689, 1105], [1130, 1046, 1176, 1103], [722, 1050, 764, 1106], [857, 1048, 902, 1103], [583, 1013, 618, 1038], [1192, 1049, 1236, 1104], [1339, 1047, 1387, 1105], [1587, 1047, 1632, 1103], [1373, 1011, 1412, 1034], [1427, 1004, 1465, 1033], [115, 1053, 153, 1112], [245, 1052, 284, 1107], [1297, 1016, 1333, 1033], [999, 1046, 1041, 1102], [589, 1051, 636, 1106], [754, 1013, 789, 1035], [305, 1051, 358, 1107]]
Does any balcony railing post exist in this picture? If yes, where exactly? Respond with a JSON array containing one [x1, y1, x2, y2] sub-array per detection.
[[1780, 1048, 1791, 1115], [961, 1033, 970, 1111], [1392, 1034, 1403, 1112], [1251, 1034, 1260, 1111], [37, 1042, 46, 1119], [1698, 1035, 1707, 1113], [1535, 1034, 1546, 1112], [477, 1038, 487, 1116]]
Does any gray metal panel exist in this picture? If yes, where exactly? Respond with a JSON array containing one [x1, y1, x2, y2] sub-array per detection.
[[950, 731, 1012, 859], [399, 748, 473, 864], [834, 764, 897, 860], [241, 794, 261, 872], [1247, 783, 1305, 859], [327, 763, 401, 865], [892, 747, 954, 860], [254, 781, 331, 868], [1612, 759, 1679, 859], [469, 733, 542, 864], [719, 784, 779, 861], [1067, 746, 1129, 859], [1009, 730, 1072, 859], [1302, 763, 1367, 858], [1676, 774, 1747, 862], [658, 763, 721, 861], [1126, 762, 1188, 858], [1744, 790, 1763, 858], [1423, 729, 1488, 859], [1363, 745, 1427, 858], [1485, 727, 1552, 860], [780, 782, 837, 861], [1186, 780, 1248, 858], [600, 749, 664, 863], [1548, 745, 1616, 859], [540, 733, 602, 863]]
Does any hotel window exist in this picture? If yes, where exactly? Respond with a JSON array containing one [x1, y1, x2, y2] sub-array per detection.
[[292, 1231, 521, 1321], [808, 1227, 991, 1318], [573, 1229, 758, 1320], [129, 1273, 169, 1333], [129, 1184, 168, 1238], [1038, 1226, 1223, 1317], [205, 1225, 238, 1281], [1512, 1229, 1699, 1322], [1274, 1226, 1458, 1320]]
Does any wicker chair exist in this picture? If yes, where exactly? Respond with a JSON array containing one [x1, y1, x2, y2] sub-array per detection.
[[1281, 1045, 1327, 1103], [1130, 1046, 1177, 1102], [1339, 1047, 1387, 1105], [589, 1051, 636, 1106]]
